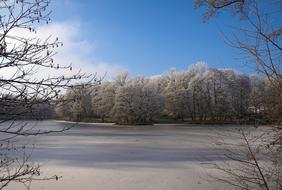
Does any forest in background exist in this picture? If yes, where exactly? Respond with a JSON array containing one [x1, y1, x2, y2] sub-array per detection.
[[55, 62, 281, 125]]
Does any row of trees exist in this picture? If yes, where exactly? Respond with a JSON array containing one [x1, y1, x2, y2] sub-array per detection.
[[56, 62, 280, 125]]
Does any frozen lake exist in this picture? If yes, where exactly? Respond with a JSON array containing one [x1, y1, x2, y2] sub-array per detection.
[[4, 120, 254, 190]]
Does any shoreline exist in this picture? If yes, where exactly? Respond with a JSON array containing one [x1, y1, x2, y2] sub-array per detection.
[[54, 119, 255, 128]]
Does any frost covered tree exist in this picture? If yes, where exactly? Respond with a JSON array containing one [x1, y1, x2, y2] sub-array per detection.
[[56, 85, 94, 121], [231, 73, 251, 119], [164, 70, 190, 120], [111, 77, 164, 124], [92, 82, 115, 122]]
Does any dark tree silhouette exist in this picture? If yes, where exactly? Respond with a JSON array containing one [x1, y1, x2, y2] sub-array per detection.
[[195, 0, 282, 189], [0, 0, 97, 189]]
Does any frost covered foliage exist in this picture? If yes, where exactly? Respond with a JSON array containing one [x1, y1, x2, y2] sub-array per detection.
[[55, 85, 94, 121], [56, 63, 280, 125], [111, 77, 164, 124]]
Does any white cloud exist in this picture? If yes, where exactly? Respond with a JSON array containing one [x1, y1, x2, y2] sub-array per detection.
[[1, 21, 127, 81], [39, 21, 127, 79]]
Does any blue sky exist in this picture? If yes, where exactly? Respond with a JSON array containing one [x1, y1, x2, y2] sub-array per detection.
[[49, 0, 255, 77]]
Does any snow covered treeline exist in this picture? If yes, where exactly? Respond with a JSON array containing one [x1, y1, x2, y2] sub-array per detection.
[[55, 63, 280, 124]]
